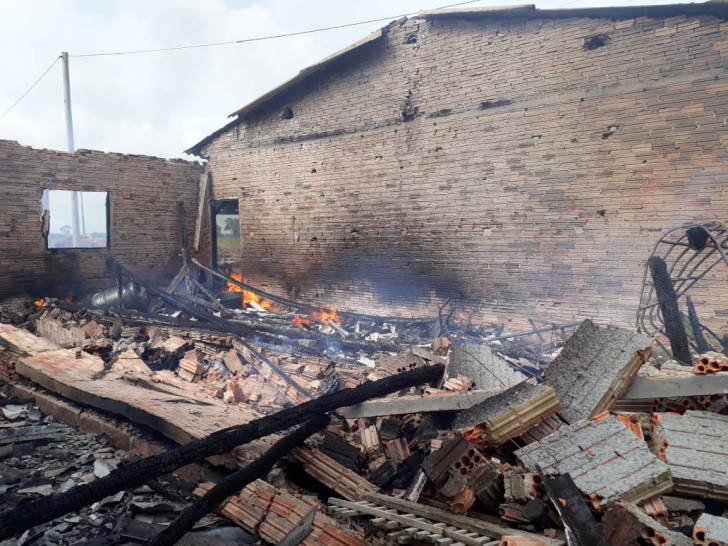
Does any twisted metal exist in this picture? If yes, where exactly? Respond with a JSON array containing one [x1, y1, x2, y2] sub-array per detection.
[[636, 221, 728, 356]]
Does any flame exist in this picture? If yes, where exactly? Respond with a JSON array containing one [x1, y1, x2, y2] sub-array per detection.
[[225, 272, 273, 309], [314, 307, 341, 325], [34, 299, 45, 310], [243, 291, 273, 310], [454, 311, 469, 324], [64, 292, 75, 303], [226, 272, 244, 293], [291, 315, 310, 328]]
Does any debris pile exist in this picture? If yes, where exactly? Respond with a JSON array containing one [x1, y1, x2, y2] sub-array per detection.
[[1, 265, 728, 545], [0, 392, 255, 546]]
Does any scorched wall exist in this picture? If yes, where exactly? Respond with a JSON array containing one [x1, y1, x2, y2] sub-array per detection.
[[0, 140, 207, 300], [199, 10, 728, 327]]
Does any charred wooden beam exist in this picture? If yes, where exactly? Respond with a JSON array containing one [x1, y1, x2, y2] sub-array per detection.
[[110, 260, 242, 331], [648, 256, 691, 364], [190, 257, 433, 325], [145, 415, 329, 546], [51, 299, 401, 356], [0, 364, 443, 540], [177, 201, 192, 294]]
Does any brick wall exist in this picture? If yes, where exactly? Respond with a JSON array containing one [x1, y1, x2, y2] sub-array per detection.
[[199, 12, 728, 329], [0, 140, 207, 300]]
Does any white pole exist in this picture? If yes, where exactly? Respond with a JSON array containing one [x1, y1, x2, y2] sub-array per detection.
[[61, 51, 80, 246]]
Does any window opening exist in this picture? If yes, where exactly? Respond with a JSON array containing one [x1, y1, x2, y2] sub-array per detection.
[[42, 189, 109, 249]]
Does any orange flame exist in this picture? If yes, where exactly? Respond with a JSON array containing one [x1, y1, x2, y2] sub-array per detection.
[[226, 272, 244, 293], [243, 291, 273, 310], [453, 311, 469, 324], [291, 315, 310, 328], [64, 292, 75, 303], [314, 307, 341, 325], [226, 272, 273, 310], [34, 299, 45, 310]]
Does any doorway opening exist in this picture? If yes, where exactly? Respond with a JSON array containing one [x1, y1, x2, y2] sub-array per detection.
[[211, 199, 240, 273]]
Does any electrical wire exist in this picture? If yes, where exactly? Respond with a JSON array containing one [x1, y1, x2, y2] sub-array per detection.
[[0, 0, 489, 123], [0, 56, 60, 122], [69, 0, 486, 58]]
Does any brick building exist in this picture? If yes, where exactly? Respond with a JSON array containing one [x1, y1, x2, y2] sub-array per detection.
[[0, 140, 206, 300], [188, 3, 728, 330]]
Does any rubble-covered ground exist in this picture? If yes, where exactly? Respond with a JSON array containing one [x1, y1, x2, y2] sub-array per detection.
[[0, 397, 260, 546], [1, 275, 728, 545]]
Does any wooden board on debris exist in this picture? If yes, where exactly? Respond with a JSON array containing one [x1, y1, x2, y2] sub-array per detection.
[[0, 323, 277, 467]]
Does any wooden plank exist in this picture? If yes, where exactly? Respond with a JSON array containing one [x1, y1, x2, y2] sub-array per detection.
[[0, 324, 275, 466], [339, 390, 495, 419], [193, 172, 210, 252], [364, 493, 565, 546], [621, 373, 728, 400]]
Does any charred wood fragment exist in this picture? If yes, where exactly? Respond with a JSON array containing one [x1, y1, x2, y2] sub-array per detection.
[[0, 396, 34, 407], [0, 364, 444, 540], [648, 256, 691, 364], [686, 295, 710, 354], [110, 260, 242, 331], [537, 467, 608, 546]]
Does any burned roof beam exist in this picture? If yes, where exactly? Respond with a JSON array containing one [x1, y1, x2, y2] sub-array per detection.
[[0, 364, 445, 540], [145, 415, 330, 546]]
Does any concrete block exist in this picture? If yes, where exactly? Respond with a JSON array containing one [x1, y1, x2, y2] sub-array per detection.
[[543, 320, 653, 423], [515, 414, 672, 509]]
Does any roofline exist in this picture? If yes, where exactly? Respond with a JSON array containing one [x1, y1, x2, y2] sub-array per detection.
[[184, 116, 241, 157], [184, 17, 405, 157], [185, 2, 728, 157], [419, 4, 537, 18], [418, 1, 728, 20], [230, 19, 405, 120]]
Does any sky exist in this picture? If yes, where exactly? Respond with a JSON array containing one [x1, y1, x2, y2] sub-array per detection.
[[0, 0, 683, 160], [46, 190, 108, 235]]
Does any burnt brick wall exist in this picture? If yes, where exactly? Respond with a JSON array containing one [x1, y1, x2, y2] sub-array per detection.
[[200, 13, 728, 329], [0, 140, 207, 300]]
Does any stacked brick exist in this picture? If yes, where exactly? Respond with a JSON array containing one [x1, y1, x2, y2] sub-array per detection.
[[0, 352, 17, 383], [194, 479, 365, 545], [197, 10, 728, 331]]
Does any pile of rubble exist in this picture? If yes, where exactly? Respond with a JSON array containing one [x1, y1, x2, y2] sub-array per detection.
[[1, 266, 727, 545], [0, 393, 262, 546]]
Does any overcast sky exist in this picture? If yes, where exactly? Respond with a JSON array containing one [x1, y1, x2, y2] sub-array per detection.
[[0, 0, 681, 160]]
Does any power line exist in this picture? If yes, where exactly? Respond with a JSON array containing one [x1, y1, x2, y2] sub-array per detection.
[[0, 0, 486, 123], [69, 0, 485, 58], [0, 57, 60, 122]]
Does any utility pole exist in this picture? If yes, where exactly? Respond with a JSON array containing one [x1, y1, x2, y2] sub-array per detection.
[[61, 51, 81, 246]]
